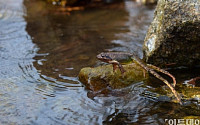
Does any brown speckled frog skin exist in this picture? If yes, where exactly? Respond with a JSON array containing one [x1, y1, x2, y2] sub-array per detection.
[[97, 52, 133, 63], [96, 52, 134, 74]]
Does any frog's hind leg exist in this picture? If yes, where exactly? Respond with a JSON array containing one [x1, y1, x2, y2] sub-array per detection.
[[148, 69, 182, 104], [131, 57, 181, 104], [147, 64, 176, 87]]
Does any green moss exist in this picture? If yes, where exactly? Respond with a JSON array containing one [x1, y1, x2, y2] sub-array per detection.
[[78, 63, 148, 91], [184, 116, 200, 120], [46, 0, 78, 6]]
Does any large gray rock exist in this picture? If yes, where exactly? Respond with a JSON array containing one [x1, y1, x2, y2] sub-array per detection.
[[143, 0, 200, 67]]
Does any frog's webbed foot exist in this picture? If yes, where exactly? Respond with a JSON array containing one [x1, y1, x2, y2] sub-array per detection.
[[108, 60, 125, 74]]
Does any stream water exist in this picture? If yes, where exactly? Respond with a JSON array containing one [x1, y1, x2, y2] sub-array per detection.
[[0, 0, 200, 125]]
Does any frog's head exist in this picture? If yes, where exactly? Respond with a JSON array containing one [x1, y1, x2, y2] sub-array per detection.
[[96, 52, 112, 62]]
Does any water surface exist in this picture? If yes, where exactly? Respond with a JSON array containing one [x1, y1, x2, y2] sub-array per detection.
[[0, 0, 199, 125]]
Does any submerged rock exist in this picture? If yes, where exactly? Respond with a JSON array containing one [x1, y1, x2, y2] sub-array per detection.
[[48, 0, 76, 6], [48, 0, 88, 6], [143, 0, 200, 67], [78, 63, 148, 91], [136, 0, 157, 5]]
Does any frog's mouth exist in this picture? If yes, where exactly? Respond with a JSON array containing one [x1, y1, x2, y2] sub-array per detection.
[[96, 56, 107, 62], [96, 54, 102, 59], [96, 53, 111, 63]]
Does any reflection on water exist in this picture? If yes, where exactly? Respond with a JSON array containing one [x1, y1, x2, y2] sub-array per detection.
[[0, 0, 42, 124], [25, 0, 129, 79], [0, 0, 199, 124], [110, 1, 155, 58]]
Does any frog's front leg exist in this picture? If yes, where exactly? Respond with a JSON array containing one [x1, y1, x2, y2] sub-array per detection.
[[108, 60, 126, 74]]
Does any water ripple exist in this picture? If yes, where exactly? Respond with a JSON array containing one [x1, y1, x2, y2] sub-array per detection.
[[0, 1, 48, 124]]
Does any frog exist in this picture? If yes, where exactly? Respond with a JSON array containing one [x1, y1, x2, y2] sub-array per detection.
[[96, 52, 133, 74], [97, 52, 154, 73], [97, 51, 182, 104], [97, 52, 176, 84]]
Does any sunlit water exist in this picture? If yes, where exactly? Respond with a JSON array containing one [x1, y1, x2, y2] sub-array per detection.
[[0, 0, 199, 125]]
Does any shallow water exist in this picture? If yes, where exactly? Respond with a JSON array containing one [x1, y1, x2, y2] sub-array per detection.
[[0, 0, 200, 124]]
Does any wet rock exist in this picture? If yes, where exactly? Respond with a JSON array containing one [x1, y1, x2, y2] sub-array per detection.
[[184, 116, 200, 121], [136, 0, 157, 5], [143, 0, 200, 67], [78, 63, 148, 91], [181, 85, 200, 100], [48, 0, 83, 6]]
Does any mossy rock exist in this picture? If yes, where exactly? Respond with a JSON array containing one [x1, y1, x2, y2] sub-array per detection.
[[137, 0, 157, 5], [181, 85, 200, 100], [78, 63, 148, 91], [47, 0, 78, 6], [184, 116, 200, 120]]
